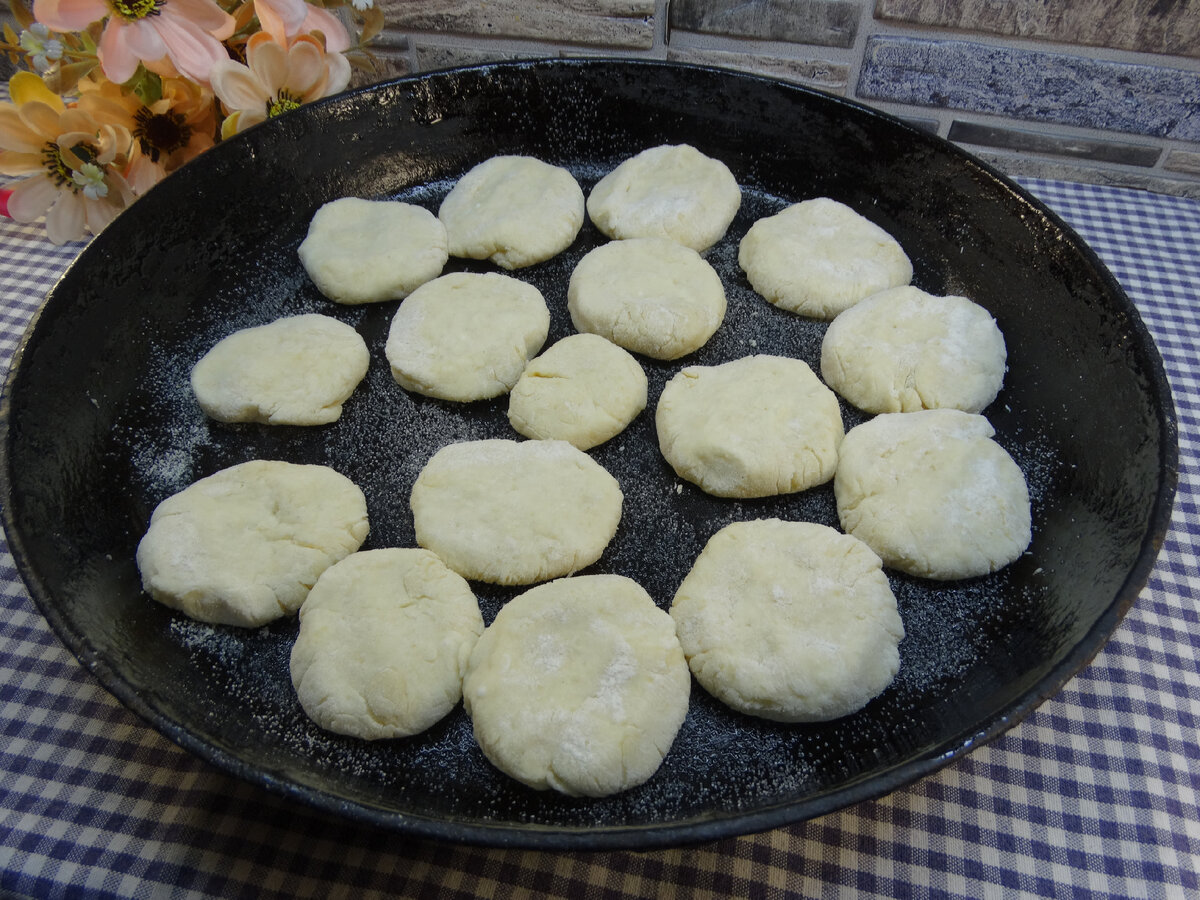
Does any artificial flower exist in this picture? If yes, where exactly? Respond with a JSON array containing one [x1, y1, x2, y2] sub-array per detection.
[[254, 0, 351, 53], [0, 71, 135, 243], [79, 75, 217, 194], [0, 0, 378, 241], [210, 31, 350, 138], [19, 23, 64, 73], [33, 0, 237, 86]]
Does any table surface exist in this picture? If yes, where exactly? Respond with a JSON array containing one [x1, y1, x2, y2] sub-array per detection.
[[0, 175, 1197, 899]]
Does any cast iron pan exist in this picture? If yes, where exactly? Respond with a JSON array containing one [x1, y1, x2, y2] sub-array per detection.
[[0, 59, 1178, 849]]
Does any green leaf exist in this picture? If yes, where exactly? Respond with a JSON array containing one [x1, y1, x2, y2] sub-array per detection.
[[126, 66, 163, 106]]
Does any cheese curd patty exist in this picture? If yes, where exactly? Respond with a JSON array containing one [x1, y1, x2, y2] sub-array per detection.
[[463, 574, 690, 797], [586, 144, 741, 252], [438, 155, 585, 269], [190, 314, 369, 426], [410, 439, 623, 585], [135, 460, 369, 627], [290, 549, 484, 740], [298, 197, 448, 304], [671, 519, 904, 722]]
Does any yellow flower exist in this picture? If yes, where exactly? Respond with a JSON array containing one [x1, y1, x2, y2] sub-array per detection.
[[79, 75, 218, 195], [0, 72, 135, 243], [210, 31, 350, 138]]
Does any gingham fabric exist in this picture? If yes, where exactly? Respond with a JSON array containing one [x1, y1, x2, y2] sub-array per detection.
[[1, 178, 1197, 900]]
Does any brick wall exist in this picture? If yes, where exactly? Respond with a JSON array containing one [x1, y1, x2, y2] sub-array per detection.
[[4, 1, 1198, 197], [367, 0, 1200, 199]]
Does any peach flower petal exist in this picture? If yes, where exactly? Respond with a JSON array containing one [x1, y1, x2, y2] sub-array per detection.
[[7, 174, 58, 223], [248, 38, 288, 93], [284, 40, 325, 96], [84, 195, 118, 235], [0, 108, 50, 152], [172, 0, 236, 40], [46, 191, 87, 243], [152, 12, 231, 83], [253, 0, 307, 45], [18, 102, 64, 141], [323, 49, 351, 96], [121, 19, 169, 62], [0, 150, 46, 176], [300, 5, 351, 53], [98, 19, 144, 85], [210, 61, 268, 112], [32, 0, 109, 32]]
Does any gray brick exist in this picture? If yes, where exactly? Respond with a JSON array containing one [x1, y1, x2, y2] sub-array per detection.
[[378, 0, 654, 49], [413, 44, 548, 73], [947, 121, 1160, 167], [901, 117, 940, 135], [874, 0, 1200, 60], [669, 0, 860, 49], [1164, 149, 1200, 176], [857, 37, 1200, 142], [975, 151, 1200, 201], [665, 47, 849, 94]]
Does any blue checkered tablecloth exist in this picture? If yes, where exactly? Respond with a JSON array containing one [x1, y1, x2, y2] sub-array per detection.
[[1, 177, 1197, 899]]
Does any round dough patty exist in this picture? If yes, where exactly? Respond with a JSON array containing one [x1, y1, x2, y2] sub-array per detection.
[[567, 237, 727, 360], [410, 439, 623, 585], [586, 144, 741, 252], [298, 197, 448, 304], [507, 333, 648, 450], [821, 286, 1007, 414], [190, 314, 369, 426], [670, 519, 904, 722], [135, 460, 369, 627], [385, 272, 550, 401], [290, 548, 484, 740], [462, 574, 690, 797], [738, 197, 913, 319], [656, 354, 844, 498], [438, 155, 585, 269], [835, 409, 1032, 580]]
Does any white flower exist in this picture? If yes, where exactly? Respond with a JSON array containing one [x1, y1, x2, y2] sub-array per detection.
[[72, 163, 109, 200], [19, 23, 64, 73]]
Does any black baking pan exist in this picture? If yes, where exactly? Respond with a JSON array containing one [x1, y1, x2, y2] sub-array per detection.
[[0, 59, 1178, 849]]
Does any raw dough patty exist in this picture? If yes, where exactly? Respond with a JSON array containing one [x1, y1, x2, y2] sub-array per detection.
[[821, 286, 1007, 414], [738, 197, 913, 319], [586, 144, 741, 252], [835, 409, 1032, 580], [656, 354, 844, 498], [462, 574, 690, 797], [410, 439, 623, 585], [670, 519, 904, 722], [438, 155, 585, 269], [385, 272, 550, 401], [190, 314, 369, 426], [290, 548, 484, 740], [507, 333, 648, 450], [135, 460, 369, 627], [567, 237, 727, 360], [298, 197, 448, 304]]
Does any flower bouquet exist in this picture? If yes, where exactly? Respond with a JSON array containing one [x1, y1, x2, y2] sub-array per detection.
[[1, 0, 382, 243]]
